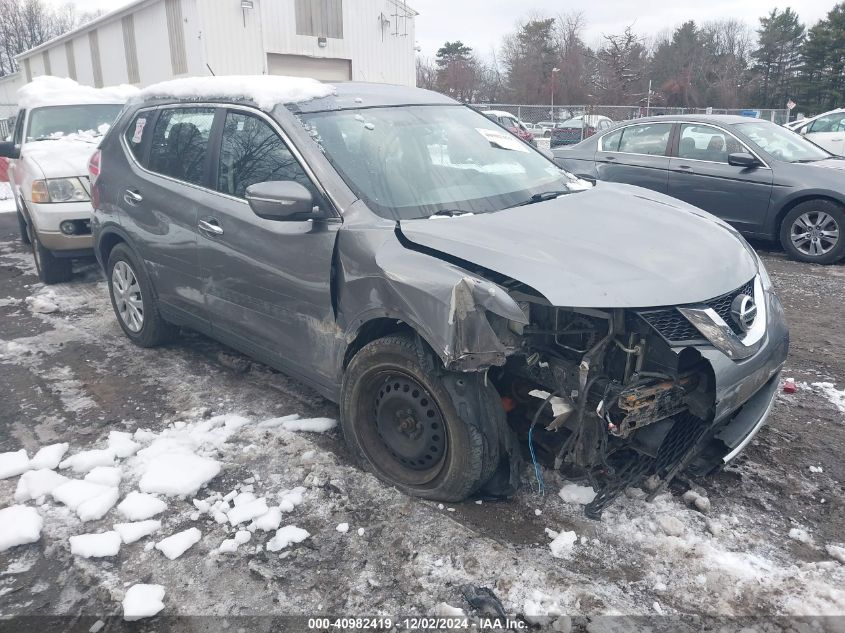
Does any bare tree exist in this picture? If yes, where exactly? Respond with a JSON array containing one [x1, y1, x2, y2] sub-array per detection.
[[0, 0, 101, 76], [590, 26, 649, 105], [415, 56, 436, 90]]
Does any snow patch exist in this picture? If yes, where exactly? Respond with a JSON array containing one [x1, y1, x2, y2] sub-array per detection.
[[266, 525, 309, 551], [155, 527, 201, 560], [558, 483, 596, 505], [117, 491, 167, 521], [15, 468, 68, 502], [84, 466, 122, 487], [138, 452, 220, 496], [18, 76, 138, 110], [69, 531, 122, 558], [51, 479, 119, 521], [812, 382, 845, 414], [113, 520, 162, 544], [0, 449, 30, 479], [548, 530, 577, 559], [272, 417, 337, 433], [122, 584, 165, 621], [140, 75, 335, 112], [30, 443, 69, 469], [0, 505, 43, 551], [59, 448, 116, 473]]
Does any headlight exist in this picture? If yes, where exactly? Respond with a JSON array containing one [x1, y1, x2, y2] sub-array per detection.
[[32, 178, 90, 203], [756, 252, 773, 292]]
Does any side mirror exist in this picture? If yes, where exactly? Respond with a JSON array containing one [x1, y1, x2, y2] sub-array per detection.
[[0, 141, 20, 159], [727, 152, 759, 168], [245, 181, 316, 221]]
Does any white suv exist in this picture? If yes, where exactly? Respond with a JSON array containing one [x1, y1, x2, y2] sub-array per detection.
[[0, 78, 134, 283]]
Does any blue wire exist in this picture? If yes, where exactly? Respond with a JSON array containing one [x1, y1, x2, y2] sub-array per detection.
[[528, 425, 545, 495]]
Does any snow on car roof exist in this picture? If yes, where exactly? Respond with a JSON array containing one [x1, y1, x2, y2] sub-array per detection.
[[139, 75, 336, 111], [18, 76, 138, 110]]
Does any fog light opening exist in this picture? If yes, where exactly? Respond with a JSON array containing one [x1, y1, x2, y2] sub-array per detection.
[[59, 221, 77, 235]]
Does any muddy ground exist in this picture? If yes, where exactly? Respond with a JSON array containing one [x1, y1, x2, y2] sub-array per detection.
[[0, 212, 843, 632]]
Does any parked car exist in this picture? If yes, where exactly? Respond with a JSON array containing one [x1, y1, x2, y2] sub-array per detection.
[[530, 120, 571, 138], [0, 78, 133, 283], [554, 114, 845, 264], [550, 115, 614, 148], [481, 110, 536, 146], [785, 108, 845, 156], [91, 78, 787, 516]]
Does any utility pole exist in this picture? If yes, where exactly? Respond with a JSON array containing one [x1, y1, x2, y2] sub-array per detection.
[[551, 67, 560, 121], [646, 79, 652, 116]]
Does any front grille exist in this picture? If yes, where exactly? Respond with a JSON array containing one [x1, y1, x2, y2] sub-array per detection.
[[639, 278, 755, 344]]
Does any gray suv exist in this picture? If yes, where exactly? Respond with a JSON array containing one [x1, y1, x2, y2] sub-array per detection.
[[91, 80, 788, 517]]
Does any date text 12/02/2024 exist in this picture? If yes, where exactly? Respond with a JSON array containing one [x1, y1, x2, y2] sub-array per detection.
[[306, 617, 528, 630]]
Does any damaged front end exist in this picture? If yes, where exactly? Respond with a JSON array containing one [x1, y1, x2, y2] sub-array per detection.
[[480, 274, 787, 519]]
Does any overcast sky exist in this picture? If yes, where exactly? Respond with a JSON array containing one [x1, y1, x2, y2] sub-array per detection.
[[47, 0, 838, 59]]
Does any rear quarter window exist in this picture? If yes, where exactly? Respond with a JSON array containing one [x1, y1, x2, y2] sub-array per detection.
[[148, 107, 216, 186], [124, 112, 151, 164]]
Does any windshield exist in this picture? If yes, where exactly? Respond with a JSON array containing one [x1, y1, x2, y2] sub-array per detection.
[[735, 121, 831, 162], [26, 104, 123, 142], [299, 105, 586, 220]]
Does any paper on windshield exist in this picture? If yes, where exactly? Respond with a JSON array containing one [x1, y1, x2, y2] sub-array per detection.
[[475, 128, 530, 152]]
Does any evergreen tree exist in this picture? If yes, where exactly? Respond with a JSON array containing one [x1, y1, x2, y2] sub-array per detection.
[[752, 8, 804, 108]]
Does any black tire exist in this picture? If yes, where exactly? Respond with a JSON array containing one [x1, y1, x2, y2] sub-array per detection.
[[28, 225, 71, 284], [16, 204, 30, 246], [106, 243, 175, 347], [340, 334, 488, 502], [779, 199, 845, 264]]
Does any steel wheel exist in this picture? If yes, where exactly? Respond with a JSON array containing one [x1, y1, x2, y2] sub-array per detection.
[[112, 260, 144, 332], [790, 210, 840, 257], [373, 373, 447, 474]]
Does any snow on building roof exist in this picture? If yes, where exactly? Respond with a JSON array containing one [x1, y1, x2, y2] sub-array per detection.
[[138, 75, 336, 111], [18, 76, 139, 110]]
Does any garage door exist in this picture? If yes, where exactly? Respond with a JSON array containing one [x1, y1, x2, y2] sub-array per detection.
[[266, 54, 351, 81]]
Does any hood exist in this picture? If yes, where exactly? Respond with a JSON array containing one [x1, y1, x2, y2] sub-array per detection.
[[22, 138, 99, 178], [398, 183, 759, 308], [805, 157, 845, 172]]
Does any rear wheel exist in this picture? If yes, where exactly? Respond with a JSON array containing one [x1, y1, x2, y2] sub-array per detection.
[[28, 224, 71, 284], [107, 243, 175, 347], [780, 200, 845, 264], [340, 334, 489, 501]]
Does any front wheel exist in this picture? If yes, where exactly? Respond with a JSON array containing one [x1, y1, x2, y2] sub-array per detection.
[[29, 225, 71, 284], [780, 200, 845, 264], [340, 334, 489, 502]]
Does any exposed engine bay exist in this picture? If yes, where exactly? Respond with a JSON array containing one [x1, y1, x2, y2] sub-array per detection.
[[487, 298, 719, 519]]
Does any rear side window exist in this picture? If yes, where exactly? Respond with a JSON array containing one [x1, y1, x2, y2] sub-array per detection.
[[124, 112, 151, 163], [601, 128, 623, 151], [148, 107, 216, 186], [217, 111, 320, 202], [617, 123, 672, 156]]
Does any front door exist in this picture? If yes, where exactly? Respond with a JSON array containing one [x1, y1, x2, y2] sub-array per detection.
[[197, 108, 341, 388], [594, 122, 673, 193], [668, 123, 773, 234]]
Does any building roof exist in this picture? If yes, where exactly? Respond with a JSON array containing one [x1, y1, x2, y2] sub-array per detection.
[[17, 0, 157, 61], [17, 0, 419, 61]]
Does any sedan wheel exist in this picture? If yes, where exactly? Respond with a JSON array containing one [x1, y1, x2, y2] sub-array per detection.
[[790, 211, 839, 257], [111, 260, 144, 332], [780, 200, 845, 264]]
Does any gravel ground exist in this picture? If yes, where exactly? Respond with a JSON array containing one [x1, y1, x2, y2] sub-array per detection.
[[0, 211, 843, 632]]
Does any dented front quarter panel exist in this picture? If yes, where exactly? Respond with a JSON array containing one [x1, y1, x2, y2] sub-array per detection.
[[334, 204, 528, 374]]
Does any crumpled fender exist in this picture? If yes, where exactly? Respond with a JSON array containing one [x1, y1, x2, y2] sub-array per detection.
[[335, 225, 528, 372]]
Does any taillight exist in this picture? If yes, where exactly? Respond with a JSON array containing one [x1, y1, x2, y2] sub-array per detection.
[[88, 150, 101, 184]]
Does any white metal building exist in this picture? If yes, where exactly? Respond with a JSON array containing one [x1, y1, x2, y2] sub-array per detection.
[[1, 0, 416, 119]]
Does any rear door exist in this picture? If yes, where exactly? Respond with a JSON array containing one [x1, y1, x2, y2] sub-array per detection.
[[804, 112, 845, 155], [594, 122, 673, 193], [668, 123, 773, 233], [119, 105, 217, 325], [197, 107, 341, 387]]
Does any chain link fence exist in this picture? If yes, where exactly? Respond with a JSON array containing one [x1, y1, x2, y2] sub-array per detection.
[[473, 104, 790, 147]]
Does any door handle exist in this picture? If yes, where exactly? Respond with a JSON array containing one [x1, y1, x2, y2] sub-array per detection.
[[198, 218, 224, 237], [677, 164, 694, 173], [123, 189, 143, 206], [603, 155, 616, 161]]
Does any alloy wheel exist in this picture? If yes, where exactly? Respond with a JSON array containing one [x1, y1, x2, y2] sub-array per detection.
[[791, 211, 840, 257], [112, 260, 144, 332]]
